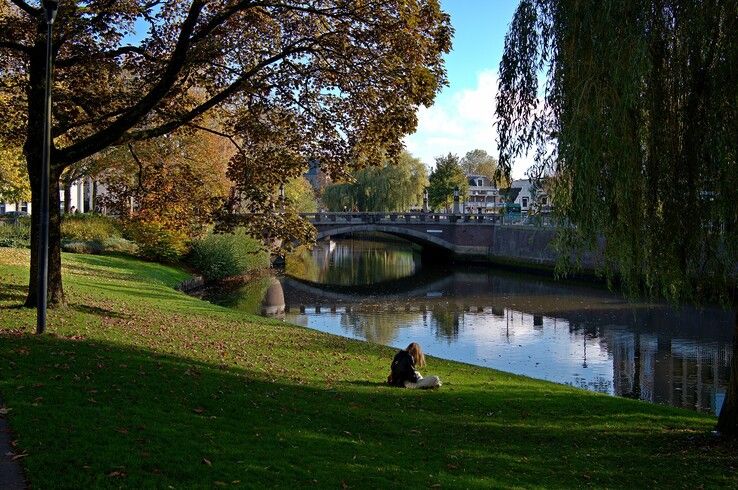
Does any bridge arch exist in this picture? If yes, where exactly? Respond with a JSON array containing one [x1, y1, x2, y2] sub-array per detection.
[[314, 224, 457, 253]]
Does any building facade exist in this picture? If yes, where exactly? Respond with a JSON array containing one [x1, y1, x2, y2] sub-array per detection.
[[462, 174, 502, 214], [0, 177, 99, 215], [506, 178, 550, 214]]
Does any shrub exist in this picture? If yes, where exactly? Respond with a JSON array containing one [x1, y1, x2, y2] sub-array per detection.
[[189, 229, 270, 281], [124, 220, 189, 263], [101, 237, 139, 255], [62, 214, 121, 242], [60, 237, 138, 256], [0, 216, 31, 248], [61, 240, 104, 255]]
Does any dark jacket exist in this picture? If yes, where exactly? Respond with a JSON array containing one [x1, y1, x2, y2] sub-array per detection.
[[389, 350, 419, 387]]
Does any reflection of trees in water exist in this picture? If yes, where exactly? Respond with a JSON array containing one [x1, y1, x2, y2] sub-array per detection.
[[569, 376, 613, 394], [203, 276, 274, 315], [430, 305, 462, 340], [340, 311, 421, 345], [596, 327, 732, 413], [286, 238, 420, 285]]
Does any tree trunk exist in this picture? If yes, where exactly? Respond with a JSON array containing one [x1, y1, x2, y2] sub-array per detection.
[[23, 29, 65, 309], [24, 161, 65, 308], [92, 180, 98, 213], [717, 311, 738, 435], [63, 180, 71, 214]]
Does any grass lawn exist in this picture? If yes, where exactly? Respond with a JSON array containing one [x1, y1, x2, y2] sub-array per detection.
[[1, 248, 737, 488]]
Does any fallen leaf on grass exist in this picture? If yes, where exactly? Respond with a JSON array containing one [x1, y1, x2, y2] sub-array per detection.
[[108, 471, 126, 478], [0, 407, 11, 415], [193, 407, 206, 414], [11, 453, 28, 461], [202, 458, 212, 466]]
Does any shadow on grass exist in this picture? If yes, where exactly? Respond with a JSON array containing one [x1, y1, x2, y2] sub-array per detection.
[[0, 333, 735, 489], [0, 284, 27, 305], [70, 254, 187, 287], [62, 263, 137, 283], [67, 303, 130, 319], [343, 380, 388, 387]]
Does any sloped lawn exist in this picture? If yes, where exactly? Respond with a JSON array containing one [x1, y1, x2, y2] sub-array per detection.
[[0, 248, 736, 488]]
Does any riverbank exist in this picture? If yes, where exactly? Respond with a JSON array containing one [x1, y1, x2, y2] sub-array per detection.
[[1, 249, 737, 488]]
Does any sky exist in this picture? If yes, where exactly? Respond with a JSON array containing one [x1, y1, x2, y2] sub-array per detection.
[[404, 1, 530, 178]]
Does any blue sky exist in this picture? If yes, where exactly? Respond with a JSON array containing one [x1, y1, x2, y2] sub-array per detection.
[[404, 1, 530, 178]]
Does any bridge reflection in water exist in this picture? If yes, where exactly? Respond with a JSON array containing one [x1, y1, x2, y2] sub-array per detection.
[[279, 269, 733, 414], [208, 236, 733, 414]]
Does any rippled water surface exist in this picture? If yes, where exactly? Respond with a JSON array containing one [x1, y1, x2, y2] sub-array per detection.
[[206, 234, 734, 414]]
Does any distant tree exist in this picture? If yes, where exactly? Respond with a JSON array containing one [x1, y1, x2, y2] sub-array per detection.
[[496, 0, 738, 434], [0, 145, 30, 204], [428, 153, 467, 211], [284, 177, 318, 214], [321, 152, 428, 212], [321, 183, 355, 212], [0, 0, 451, 307], [460, 149, 499, 183]]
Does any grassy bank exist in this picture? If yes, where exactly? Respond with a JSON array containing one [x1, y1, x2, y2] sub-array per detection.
[[0, 249, 736, 488]]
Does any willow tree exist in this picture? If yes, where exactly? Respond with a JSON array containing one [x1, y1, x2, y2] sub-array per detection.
[[321, 151, 428, 212], [0, 0, 451, 308], [496, 0, 738, 433]]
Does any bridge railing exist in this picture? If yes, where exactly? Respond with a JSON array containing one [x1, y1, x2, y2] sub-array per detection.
[[299, 211, 507, 224]]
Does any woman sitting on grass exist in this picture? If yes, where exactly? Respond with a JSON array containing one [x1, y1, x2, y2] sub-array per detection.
[[387, 342, 442, 389]]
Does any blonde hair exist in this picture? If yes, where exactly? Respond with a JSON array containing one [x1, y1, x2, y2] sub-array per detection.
[[406, 342, 425, 368]]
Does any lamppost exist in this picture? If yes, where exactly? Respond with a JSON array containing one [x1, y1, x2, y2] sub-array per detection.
[[278, 183, 285, 212], [453, 186, 460, 214], [422, 187, 428, 213], [37, 0, 59, 335]]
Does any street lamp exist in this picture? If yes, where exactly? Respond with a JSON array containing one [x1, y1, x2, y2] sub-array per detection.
[[422, 187, 429, 213], [453, 186, 460, 214], [37, 0, 59, 335], [278, 183, 285, 211]]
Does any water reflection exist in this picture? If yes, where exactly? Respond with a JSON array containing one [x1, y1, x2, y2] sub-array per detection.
[[286, 234, 420, 285], [207, 236, 733, 414]]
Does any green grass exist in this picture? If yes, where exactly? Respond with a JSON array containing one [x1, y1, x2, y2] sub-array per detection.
[[0, 248, 736, 488]]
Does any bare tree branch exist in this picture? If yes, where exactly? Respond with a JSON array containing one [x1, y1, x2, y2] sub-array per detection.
[[186, 122, 244, 153], [120, 43, 316, 143], [56, 45, 157, 68], [127, 143, 147, 193], [0, 40, 32, 55], [54, 0, 207, 167], [9, 0, 40, 17]]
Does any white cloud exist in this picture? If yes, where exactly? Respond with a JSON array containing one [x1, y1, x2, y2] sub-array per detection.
[[404, 69, 532, 179]]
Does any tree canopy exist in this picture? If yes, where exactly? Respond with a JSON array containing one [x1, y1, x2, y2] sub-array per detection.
[[321, 151, 428, 212], [285, 176, 318, 214], [99, 128, 233, 237], [428, 153, 467, 211], [0, 144, 29, 204], [460, 149, 499, 184], [0, 0, 451, 306], [496, 0, 738, 433]]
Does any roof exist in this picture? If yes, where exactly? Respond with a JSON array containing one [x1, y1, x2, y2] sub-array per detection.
[[500, 187, 521, 203]]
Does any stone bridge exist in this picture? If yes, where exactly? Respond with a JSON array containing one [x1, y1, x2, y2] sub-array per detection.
[[303, 211, 500, 258], [300, 212, 600, 271]]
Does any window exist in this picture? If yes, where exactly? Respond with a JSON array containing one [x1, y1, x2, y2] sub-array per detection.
[[0, 203, 5, 214], [522, 197, 529, 208], [477, 179, 483, 186], [20, 202, 28, 213]]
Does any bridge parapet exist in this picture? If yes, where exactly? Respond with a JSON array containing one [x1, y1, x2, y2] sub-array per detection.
[[300, 211, 502, 225]]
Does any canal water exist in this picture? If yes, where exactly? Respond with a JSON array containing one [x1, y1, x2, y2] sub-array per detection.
[[205, 234, 734, 414]]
